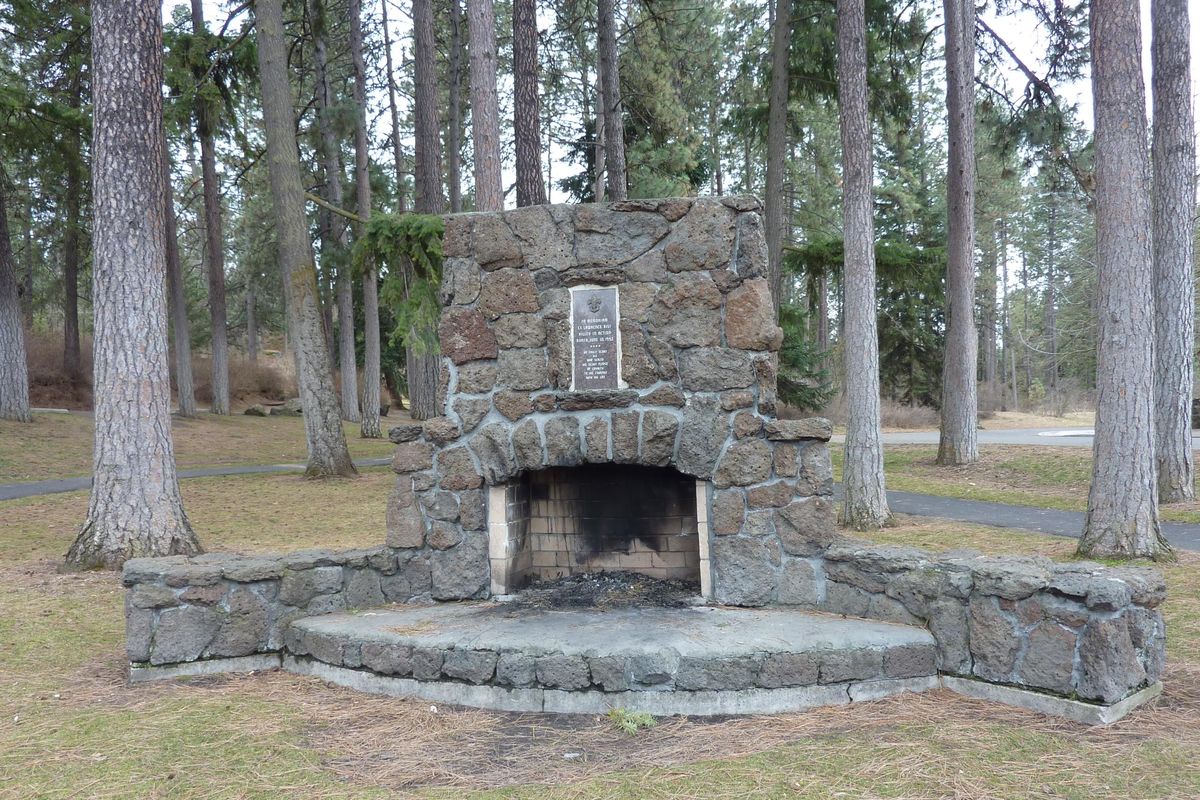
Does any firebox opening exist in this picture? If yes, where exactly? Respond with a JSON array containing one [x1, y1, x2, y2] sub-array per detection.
[[489, 464, 702, 594]]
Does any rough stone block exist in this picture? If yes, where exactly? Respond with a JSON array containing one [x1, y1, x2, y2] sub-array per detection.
[[126, 604, 154, 663], [494, 313, 546, 348], [470, 423, 516, 484], [387, 482, 425, 549], [758, 652, 819, 688], [512, 418, 545, 472], [208, 586, 270, 658], [676, 396, 725, 478], [439, 308, 498, 364], [459, 489, 486, 531], [713, 439, 772, 487], [493, 390, 534, 421], [544, 417, 583, 466], [392, 442, 435, 474], [611, 411, 641, 464], [497, 348, 550, 391], [478, 268, 539, 319], [151, 605, 220, 665], [712, 536, 780, 606], [775, 496, 837, 556], [442, 649, 498, 684], [411, 647, 445, 680], [496, 652, 537, 687], [777, 559, 821, 605], [536, 654, 591, 690], [725, 279, 782, 350], [765, 418, 833, 442], [453, 397, 491, 432], [361, 642, 413, 676], [882, 643, 937, 679], [588, 655, 631, 691], [130, 584, 178, 610], [675, 656, 759, 690], [1018, 621, 1077, 694], [747, 481, 794, 509], [678, 347, 755, 391], [640, 411, 679, 466], [711, 489, 746, 535], [1077, 617, 1147, 704], [640, 385, 685, 407], [380, 555, 432, 602], [436, 447, 483, 491], [456, 361, 498, 394], [969, 594, 1020, 683], [584, 417, 609, 462], [823, 581, 871, 618], [430, 533, 489, 600]]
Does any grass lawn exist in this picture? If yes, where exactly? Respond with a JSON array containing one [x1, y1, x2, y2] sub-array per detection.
[[1, 470, 1197, 798], [0, 411, 397, 483], [831, 444, 1200, 525]]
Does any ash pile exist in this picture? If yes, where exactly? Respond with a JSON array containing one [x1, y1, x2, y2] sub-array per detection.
[[498, 571, 702, 611]]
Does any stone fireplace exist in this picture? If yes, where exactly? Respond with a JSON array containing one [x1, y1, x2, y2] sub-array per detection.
[[385, 196, 838, 605]]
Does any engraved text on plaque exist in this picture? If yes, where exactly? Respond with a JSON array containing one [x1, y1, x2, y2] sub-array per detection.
[[570, 286, 620, 390]]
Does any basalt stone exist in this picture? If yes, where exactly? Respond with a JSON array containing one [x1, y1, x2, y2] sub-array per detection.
[[151, 605, 220, 665], [744, 481, 790, 510], [555, 390, 638, 411], [207, 586, 271, 658], [472, 214, 523, 269], [126, 604, 154, 663], [507, 204, 575, 271], [442, 256, 482, 305], [411, 647, 445, 680], [1077, 617, 1147, 704], [646, 336, 679, 382], [532, 394, 556, 413], [883, 643, 937, 680], [626, 247, 669, 282], [640, 411, 679, 466], [546, 319, 572, 389], [393, 441, 435, 474], [438, 362, 450, 409], [562, 265, 627, 286], [676, 395, 725, 478], [1018, 621, 1077, 694], [423, 416, 460, 445], [427, 521, 463, 550], [772, 442, 799, 478], [574, 208, 670, 267], [494, 313, 546, 348], [179, 584, 225, 605], [619, 323, 658, 388], [588, 655, 631, 691], [130, 583, 178, 610], [722, 195, 762, 212], [725, 278, 783, 350], [442, 649, 498, 684], [439, 308, 498, 364], [280, 568, 320, 606], [611, 411, 641, 464], [303, 632, 345, 666], [640, 385, 685, 407], [497, 348, 549, 391], [362, 642, 414, 676], [512, 419, 546, 471], [459, 489, 486, 531], [711, 489, 746, 535], [678, 347, 755, 391], [539, 287, 570, 319], [823, 581, 871, 618], [712, 536, 780, 606], [470, 423, 516, 484], [1125, 606, 1166, 683], [412, 471, 436, 492], [584, 418, 609, 462], [710, 269, 743, 293], [618, 282, 657, 322], [545, 417, 583, 466], [649, 275, 723, 348], [456, 361, 498, 394], [868, 594, 922, 626], [388, 423, 423, 443], [663, 201, 736, 272], [536, 653, 592, 690], [732, 411, 763, 439], [819, 648, 884, 683], [675, 656, 758, 690], [381, 555, 432, 601], [765, 418, 833, 442], [744, 510, 776, 538], [496, 651, 537, 687], [453, 398, 490, 432], [223, 558, 284, 583], [161, 563, 224, 588], [720, 390, 754, 411], [629, 651, 679, 687], [344, 568, 386, 609], [928, 599, 971, 674], [437, 446, 483, 491], [796, 441, 835, 495], [493, 390, 534, 421], [759, 652, 819, 688], [777, 559, 821, 605], [420, 490, 460, 522], [1103, 566, 1167, 607], [478, 268, 540, 319], [972, 557, 1053, 601], [731, 211, 768, 277], [713, 439, 772, 487], [430, 532, 489, 600], [968, 594, 1020, 683], [656, 198, 692, 221], [442, 215, 473, 258], [533, 268, 562, 291]]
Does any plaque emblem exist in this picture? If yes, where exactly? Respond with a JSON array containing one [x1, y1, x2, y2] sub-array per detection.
[[588, 295, 603, 314]]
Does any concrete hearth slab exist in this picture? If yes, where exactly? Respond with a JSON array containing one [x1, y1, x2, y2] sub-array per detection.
[[284, 603, 939, 714]]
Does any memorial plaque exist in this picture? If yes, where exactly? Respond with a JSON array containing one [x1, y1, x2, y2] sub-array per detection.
[[570, 286, 621, 390]]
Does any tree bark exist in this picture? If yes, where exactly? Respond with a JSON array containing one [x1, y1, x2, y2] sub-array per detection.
[[409, 0, 445, 420], [246, 275, 258, 362], [1044, 191, 1058, 407], [597, 0, 627, 200], [513, 0, 546, 206], [1151, 0, 1195, 504], [1079, 0, 1169, 559], [467, 0, 504, 211], [936, 0, 979, 465], [163, 146, 196, 417], [592, 72, 606, 201], [350, 0, 382, 438], [311, 0, 361, 423], [192, 0, 230, 415], [380, 0, 407, 211], [0, 175, 31, 422], [448, 0, 465, 213], [763, 0, 790, 313], [65, 0, 201, 568], [837, 0, 888, 529], [22, 183, 33, 330], [254, 0, 357, 477], [62, 103, 83, 382]]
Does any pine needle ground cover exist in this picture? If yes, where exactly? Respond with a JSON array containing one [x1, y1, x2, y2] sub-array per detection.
[[1, 472, 1197, 799], [0, 413, 395, 483]]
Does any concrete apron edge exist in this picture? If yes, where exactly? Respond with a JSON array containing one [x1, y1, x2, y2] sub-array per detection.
[[126, 655, 1164, 724]]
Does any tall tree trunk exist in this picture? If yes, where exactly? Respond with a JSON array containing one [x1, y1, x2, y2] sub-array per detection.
[[246, 275, 258, 362], [1000, 219, 1018, 411], [192, 0, 230, 415], [979, 224, 997, 397], [409, 0, 444, 420], [513, 0, 546, 206], [62, 105, 83, 382], [21, 183, 33, 330], [350, 0, 382, 438], [447, 0, 465, 213], [65, 0, 201, 568], [1044, 191, 1058, 408], [592, 72, 606, 200], [0, 175, 31, 422], [1151, 0, 1195, 504], [1079, 0, 1169, 559], [763, 0, 790, 313], [380, 0, 407, 211], [311, 0, 361, 423], [837, 0, 888, 529], [163, 147, 196, 417], [254, 0, 357, 477], [936, 0, 979, 465], [597, 0, 627, 200], [467, 0, 503, 211]]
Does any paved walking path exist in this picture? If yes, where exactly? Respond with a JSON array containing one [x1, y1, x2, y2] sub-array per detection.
[[3, 457, 1195, 552], [0, 458, 393, 501]]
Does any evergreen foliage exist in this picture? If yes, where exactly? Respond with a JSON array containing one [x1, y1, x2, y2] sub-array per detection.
[[355, 213, 444, 354]]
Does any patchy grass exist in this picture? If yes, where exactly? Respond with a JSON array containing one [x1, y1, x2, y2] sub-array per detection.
[[831, 444, 1200, 524], [0, 411, 396, 483], [0, 475, 1197, 798]]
